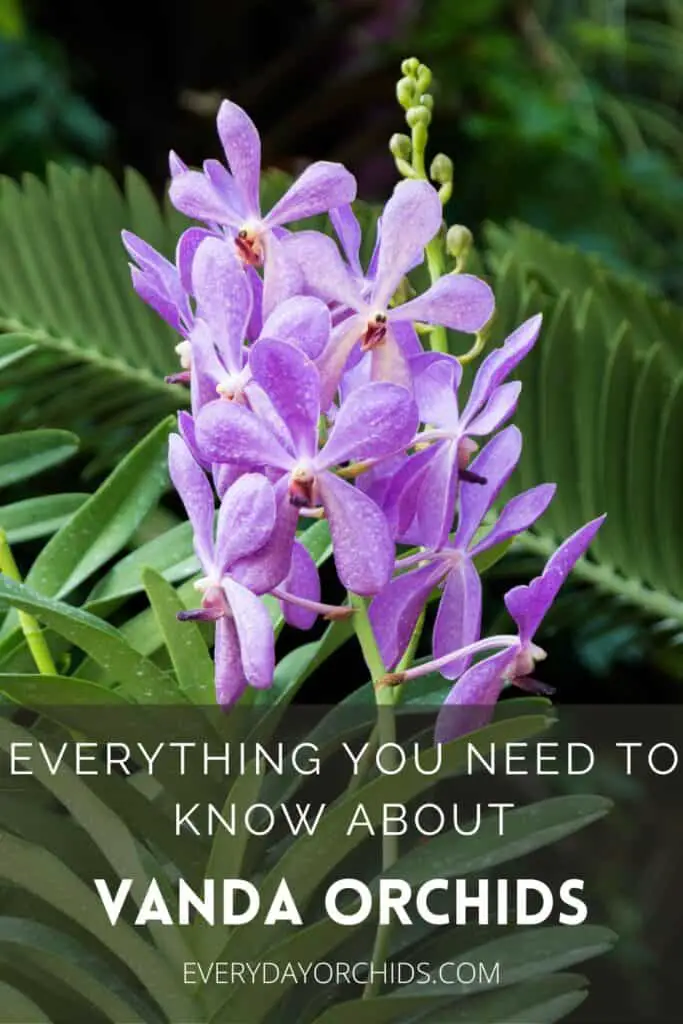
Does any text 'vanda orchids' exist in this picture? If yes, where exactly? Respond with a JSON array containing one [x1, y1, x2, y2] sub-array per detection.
[[123, 59, 604, 743]]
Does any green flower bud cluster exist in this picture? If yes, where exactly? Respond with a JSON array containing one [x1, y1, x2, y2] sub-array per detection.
[[390, 57, 481, 358], [391, 58, 453, 204]]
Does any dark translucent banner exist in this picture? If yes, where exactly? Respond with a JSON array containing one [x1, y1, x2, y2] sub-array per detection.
[[0, 701, 680, 1023]]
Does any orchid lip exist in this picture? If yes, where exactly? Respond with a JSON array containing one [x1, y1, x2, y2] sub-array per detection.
[[360, 311, 388, 351], [235, 223, 264, 267], [289, 461, 317, 508]]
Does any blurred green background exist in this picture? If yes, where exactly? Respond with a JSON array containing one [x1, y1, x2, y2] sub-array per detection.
[[2, 0, 682, 297]]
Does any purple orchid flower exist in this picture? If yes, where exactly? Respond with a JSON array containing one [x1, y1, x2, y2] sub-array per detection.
[[286, 179, 494, 407], [168, 100, 357, 316], [122, 228, 209, 376], [394, 514, 605, 743], [188, 235, 332, 416], [168, 433, 281, 704], [371, 427, 556, 672], [377, 315, 543, 549], [194, 338, 419, 595]]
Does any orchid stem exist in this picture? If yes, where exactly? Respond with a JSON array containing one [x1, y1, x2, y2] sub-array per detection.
[[0, 530, 57, 676], [348, 592, 400, 997]]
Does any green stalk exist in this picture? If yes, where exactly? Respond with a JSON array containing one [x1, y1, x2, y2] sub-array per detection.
[[348, 593, 398, 997], [350, 596, 430, 998], [0, 529, 57, 676]]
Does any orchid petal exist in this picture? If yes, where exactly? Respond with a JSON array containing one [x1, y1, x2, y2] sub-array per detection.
[[465, 381, 521, 436], [462, 314, 542, 423], [266, 161, 357, 227], [330, 204, 363, 278], [411, 352, 462, 430], [373, 180, 442, 308], [369, 562, 440, 669], [284, 230, 364, 310], [195, 399, 294, 470], [169, 169, 240, 226], [232, 477, 299, 593], [192, 238, 251, 373], [204, 159, 249, 221], [249, 339, 320, 457], [316, 316, 364, 411], [214, 616, 249, 706], [176, 227, 214, 293], [189, 320, 226, 413], [369, 331, 413, 391], [246, 267, 264, 341], [317, 382, 418, 470], [177, 411, 210, 470], [280, 541, 321, 630], [471, 484, 556, 558], [261, 231, 305, 319], [504, 515, 605, 645], [454, 426, 522, 550], [401, 440, 459, 549], [317, 471, 393, 595], [222, 578, 274, 689], [394, 274, 494, 334], [260, 295, 331, 360], [216, 101, 262, 216], [433, 556, 482, 680], [168, 433, 215, 571], [129, 267, 185, 334], [435, 648, 517, 744], [215, 473, 277, 572], [213, 463, 243, 500]]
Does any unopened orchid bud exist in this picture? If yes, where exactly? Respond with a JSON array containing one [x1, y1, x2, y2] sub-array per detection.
[[430, 153, 453, 185], [396, 77, 417, 110], [406, 104, 431, 129], [419, 93, 434, 113], [447, 224, 473, 260], [416, 64, 432, 93], [401, 57, 420, 77], [389, 133, 412, 162]]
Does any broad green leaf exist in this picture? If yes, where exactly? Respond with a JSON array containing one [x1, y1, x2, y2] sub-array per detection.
[[0, 715, 196, 1005], [143, 567, 214, 702], [87, 519, 197, 610], [193, 765, 265, 963], [216, 714, 553, 969], [0, 429, 78, 488], [0, 575, 179, 701], [484, 220, 683, 627], [0, 980, 51, 1023], [311, 928, 613, 1024], [384, 795, 612, 886], [0, 493, 88, 543], [311, 973, 589, 1024], [0, 830, 199, 1022], [0, 918, 152, 1024], [0, 672, 133, 707], [0, 166, 186, 457], [0, 333, 36, 371], [25, 416, 174, 600]]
